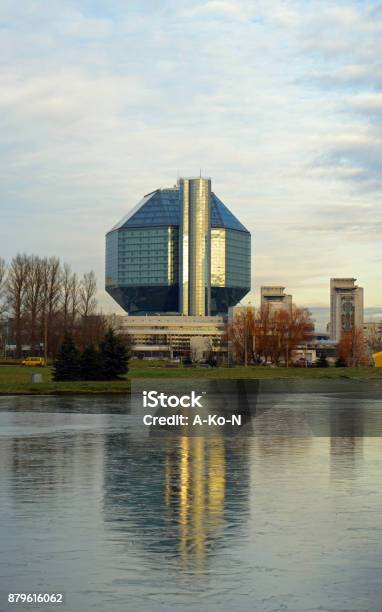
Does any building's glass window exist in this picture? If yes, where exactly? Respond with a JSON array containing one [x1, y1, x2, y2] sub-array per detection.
[[114, 227, 179, 286], [105, 231, 119, 286], [211, 228, 226, 286], [225, 229, 251, 288]]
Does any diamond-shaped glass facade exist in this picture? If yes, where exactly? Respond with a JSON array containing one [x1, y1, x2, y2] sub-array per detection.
[[106, 181, 251, 315]]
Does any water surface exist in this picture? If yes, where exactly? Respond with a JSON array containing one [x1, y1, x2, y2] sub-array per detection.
[[0, 394, 381, 612]]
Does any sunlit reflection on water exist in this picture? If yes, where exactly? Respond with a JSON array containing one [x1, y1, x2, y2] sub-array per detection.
[[0, 395, 381, 611]]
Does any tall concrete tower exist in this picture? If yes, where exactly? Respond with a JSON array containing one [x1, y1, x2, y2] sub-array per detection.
[[330, 278, 364, 342], [179, 177, 211, 316]]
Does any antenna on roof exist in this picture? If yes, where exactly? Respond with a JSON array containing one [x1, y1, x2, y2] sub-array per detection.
[[200, 168, 202, 178]]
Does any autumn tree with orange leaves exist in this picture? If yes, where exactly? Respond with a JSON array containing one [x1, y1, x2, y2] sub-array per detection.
[[337, 327, 369, 367], [255, 305, 314, 365], [228, 304, 314, 365], [227, 306, 256, 365]]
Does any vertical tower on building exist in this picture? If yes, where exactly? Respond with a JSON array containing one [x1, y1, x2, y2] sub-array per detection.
[[330, 278, 364, 342], [179, 177, 211, 316]]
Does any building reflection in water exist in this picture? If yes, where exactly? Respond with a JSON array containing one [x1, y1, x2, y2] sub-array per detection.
[[102, 432, 251, 571], [167, 437, 226, 569], [328, 394, 365, 479]]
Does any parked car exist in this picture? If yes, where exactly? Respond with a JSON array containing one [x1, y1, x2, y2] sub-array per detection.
[[21, 356, 46, 367]]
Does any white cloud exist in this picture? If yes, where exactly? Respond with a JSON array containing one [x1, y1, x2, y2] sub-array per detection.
[[351, 92, 382, 112], [0, 0, 381, 310], [57, 13, 114, 39], [183, 1, 247, 18]]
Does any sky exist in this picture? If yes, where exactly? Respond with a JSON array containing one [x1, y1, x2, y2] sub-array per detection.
[[1, 0, 381, 327]]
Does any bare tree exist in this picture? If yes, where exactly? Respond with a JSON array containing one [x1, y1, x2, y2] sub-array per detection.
[[61, 263, 73, 330], [79, 271, 97, 318], [76, 271, 98, 350], [365, 326, 382, 356], [6, 254, 29, 357], [0, 257, 7, 317], [2, 250, 105, 359], [25, 255, 44, 353], [69, 272, 80, 332], [41, 257, 62, 360], [60, 265, 104, 352]]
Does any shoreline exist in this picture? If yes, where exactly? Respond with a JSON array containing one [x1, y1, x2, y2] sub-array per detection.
[[1, 363, 382, 396]]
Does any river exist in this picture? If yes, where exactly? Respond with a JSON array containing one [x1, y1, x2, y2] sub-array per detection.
[[0, 392, 381, 611]]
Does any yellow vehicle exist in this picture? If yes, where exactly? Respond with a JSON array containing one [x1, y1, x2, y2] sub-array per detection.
[[21, 356, 46, 367], [372, 351, 382, 368]]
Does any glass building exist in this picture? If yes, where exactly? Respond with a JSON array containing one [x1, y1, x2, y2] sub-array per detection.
[[105, 178, 251, 315]]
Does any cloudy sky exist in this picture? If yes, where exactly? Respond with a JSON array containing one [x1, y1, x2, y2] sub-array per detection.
[[1, 0, 381, 324]]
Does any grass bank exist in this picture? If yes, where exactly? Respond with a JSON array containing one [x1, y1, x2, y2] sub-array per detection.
[[0, 361, 381, 395], [0, 365, 130, 395]]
